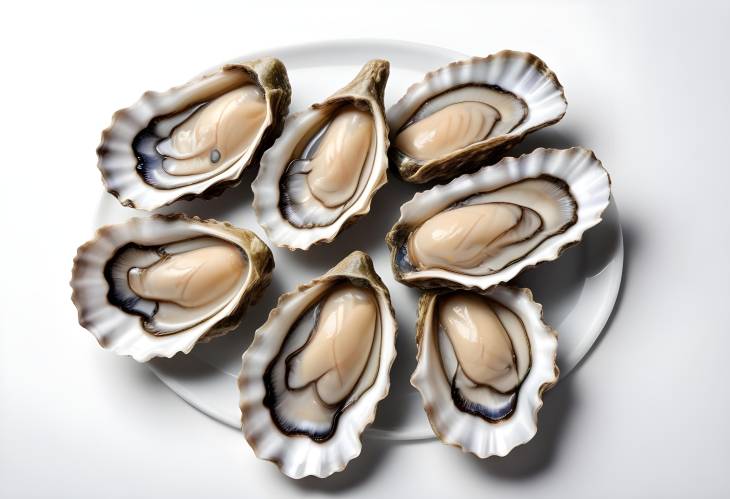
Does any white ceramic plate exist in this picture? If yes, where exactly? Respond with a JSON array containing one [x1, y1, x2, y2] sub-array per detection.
[[94, 39, 623, 441]]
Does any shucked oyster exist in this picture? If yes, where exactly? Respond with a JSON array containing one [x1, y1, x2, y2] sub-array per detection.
[[71, 215, 273, 361], [388, 51, 567, 184], [412, 286, 558, 457], [239, 251, 397, 478], [252, 60, 390, 250], [98, 58, 291, 210], [387, 148, 611, 290]]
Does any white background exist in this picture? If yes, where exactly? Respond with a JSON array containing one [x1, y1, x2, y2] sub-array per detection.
[[1, 1, 729, 497]]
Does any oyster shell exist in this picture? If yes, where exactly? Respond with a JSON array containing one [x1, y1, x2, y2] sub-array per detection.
[[70, 214, 274, 361], [252, 60, 390, 250], [388, 51, 567, 183], [239, 251, 397, 478], [411, 286, 558, 457], [387, 148, 611, 290], [98, 58, 291, 210]]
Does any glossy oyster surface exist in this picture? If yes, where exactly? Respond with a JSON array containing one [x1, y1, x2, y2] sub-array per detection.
[[239, 251, 397, 478], [252, 60, 390, 250], [98, 58, 291, 210], [412, 286, 558, 457], [388, 50, 567, 183], [71, 215, 274, 361], [387, 148, 611, 290]]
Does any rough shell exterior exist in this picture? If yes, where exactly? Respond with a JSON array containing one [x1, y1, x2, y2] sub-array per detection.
[[388, 50, 567, 184], [238, 251, 397, 478], [97, 58, 291, 211], [70, 214, 274, 362], [386, 147, 611, 290], [252, 60, 390, 250], [411, 286, 559, 458]]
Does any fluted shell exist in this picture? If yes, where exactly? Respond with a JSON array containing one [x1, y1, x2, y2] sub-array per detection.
[[386, 148, 611, 290], [239, 251, 397, 478], [98, 58, 291, 210], [412, 286, 558, 458], [388, 51, 567, 184], [70, 214, 274, 361], [252, 60, 390, 250]]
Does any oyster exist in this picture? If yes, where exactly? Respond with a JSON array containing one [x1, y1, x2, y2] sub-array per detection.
[[412, 286, 558, 457], [98, 58, 291, 210], [70, 214, 274, 361], [252, 60, 390, 250], [388, 50, 567, 183], [239, 251, 397, 478], [387, 148, 611, 290]]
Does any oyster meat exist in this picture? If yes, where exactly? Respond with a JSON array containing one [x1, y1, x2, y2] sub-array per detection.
[[388, 50, 567, 183], [239, 251, 397, 478], [265, 282, 380, 440], [412, 286, 558, 457], [71, 215, 274, 361], [107, 236, 248, 335], [98, 58, 291, 210], [387, 148, 611, 290], [252, 60, 390, 250]]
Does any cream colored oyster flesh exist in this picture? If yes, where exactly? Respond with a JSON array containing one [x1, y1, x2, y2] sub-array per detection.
[[436, 291, 530, 419], [157, 85, 267, 176], [394, 87, 526, 162], [97, 58, 291, 210], [411, 285, 558, 459], [287, 283, 378, 407], [107, 236, 250, 336], [281, 103, 377, 227], [440, 293, 516, 392], [71, 215, 275, 362], [387, 51, 568, 184], [128, 241, 247, 308], [295, 106, 374, 210], [404, 178, 575, 277], [238, 250, 396, 478], [266, 281, 381, 439], [252, 60, 389, 250]]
